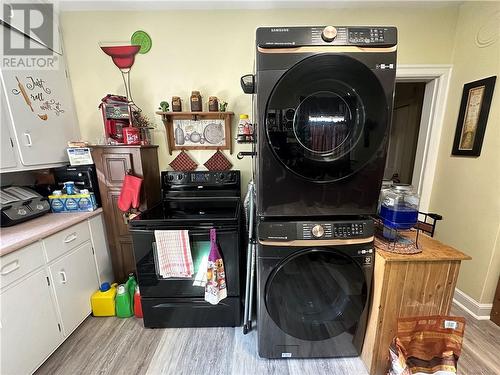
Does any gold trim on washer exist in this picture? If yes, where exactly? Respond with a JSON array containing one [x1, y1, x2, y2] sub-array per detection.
[[257, 46, 397, 54], [259, 236, 374, 247]]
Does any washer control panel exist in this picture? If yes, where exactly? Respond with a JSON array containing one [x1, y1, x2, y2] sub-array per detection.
[[259, 218, 373, 241], [301, 221, 369, 239]]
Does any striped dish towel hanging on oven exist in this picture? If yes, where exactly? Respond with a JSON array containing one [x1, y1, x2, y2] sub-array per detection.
[[154, 230, 194, 278]]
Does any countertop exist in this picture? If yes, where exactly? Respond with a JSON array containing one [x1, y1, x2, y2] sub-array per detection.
[[0, 208, 103, 256], [375, 231, 471, 262]]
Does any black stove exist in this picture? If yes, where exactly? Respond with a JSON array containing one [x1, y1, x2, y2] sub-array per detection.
[[130, 170, 242, 328]]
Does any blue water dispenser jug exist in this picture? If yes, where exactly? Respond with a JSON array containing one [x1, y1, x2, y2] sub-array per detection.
[[379, 184, 419, 239]]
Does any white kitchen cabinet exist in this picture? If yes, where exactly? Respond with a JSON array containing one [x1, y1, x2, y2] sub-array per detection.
[[0, 269, 63, 375], [0, 21, 80, 173], [0, 212, 111, 374], [49, 242, 98, 336], [1, 93, 18, 170], [89, 215, 114, 285]]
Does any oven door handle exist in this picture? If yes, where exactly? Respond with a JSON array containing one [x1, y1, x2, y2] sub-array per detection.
[[131, 227, 238, 235]]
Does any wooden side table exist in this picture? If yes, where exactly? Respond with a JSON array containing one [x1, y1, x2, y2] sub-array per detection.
[[361, 234, 471, 375]]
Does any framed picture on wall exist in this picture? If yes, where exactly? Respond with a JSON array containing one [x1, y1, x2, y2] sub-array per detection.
[[452, 76, 496, 156]]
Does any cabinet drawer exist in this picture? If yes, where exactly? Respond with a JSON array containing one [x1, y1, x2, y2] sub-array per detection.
[[44, 221, 91, 261], [1, 241, 45, 288]]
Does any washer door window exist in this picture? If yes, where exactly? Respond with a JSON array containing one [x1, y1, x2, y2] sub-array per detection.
[[265, 249, 367, 341], [265, 53, 389, 182]]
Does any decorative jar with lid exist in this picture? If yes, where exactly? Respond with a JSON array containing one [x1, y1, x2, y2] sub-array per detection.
[[379, 184, 420, 239]]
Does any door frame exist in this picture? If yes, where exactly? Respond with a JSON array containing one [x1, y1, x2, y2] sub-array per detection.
[[395, 65, 452, 212]]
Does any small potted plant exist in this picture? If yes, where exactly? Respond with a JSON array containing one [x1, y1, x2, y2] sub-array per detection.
[[158, 101, 170, 112], [219, 101, 228, 112]]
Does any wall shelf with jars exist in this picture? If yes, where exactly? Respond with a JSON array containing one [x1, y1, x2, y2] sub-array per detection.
[[156, 111, 234, 155]]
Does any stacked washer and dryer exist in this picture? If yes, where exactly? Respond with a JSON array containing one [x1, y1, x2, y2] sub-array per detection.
[[248, 26, 398, 359]]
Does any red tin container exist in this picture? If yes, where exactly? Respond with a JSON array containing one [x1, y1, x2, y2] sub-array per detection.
[[123, 127, 141, 145]]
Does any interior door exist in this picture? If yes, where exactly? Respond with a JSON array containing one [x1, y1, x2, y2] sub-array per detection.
[[49, 242, 98, 335], [265, 53, 389, 182], [0, 269, 62, 375], [384, 82, 425, 184], [265, 249, 367, 341]]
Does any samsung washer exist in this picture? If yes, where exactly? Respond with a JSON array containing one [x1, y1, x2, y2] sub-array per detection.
[[257, 218, 374, 358]]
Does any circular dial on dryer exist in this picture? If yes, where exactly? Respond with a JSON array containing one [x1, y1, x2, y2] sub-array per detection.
[[311, 224, 325, 238], [321, 26, 337, 42]]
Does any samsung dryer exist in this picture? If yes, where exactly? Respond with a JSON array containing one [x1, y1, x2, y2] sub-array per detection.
[[254, 26, 397, 218]]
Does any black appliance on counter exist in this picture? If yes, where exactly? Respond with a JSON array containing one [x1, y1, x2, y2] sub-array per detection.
[[130, 170, 242, 328], [252, 26, 397, 218], [53, 164, 101, 207], [0, 186, 51, 227], [257, 217, 374, 358]]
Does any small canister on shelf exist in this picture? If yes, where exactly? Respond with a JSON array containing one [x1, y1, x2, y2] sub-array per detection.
[[237, 114, 253, 142], [123, 126, 141, 145], [208, 96, 219, 112], [190, 91, 202, 112], [172, 96, 182, 112]]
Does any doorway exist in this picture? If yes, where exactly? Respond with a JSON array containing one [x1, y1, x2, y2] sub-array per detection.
[[384, 82, 426, 184], [387, 65, 452, 212]]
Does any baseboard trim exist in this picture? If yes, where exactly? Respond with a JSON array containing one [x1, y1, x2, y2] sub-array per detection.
[[453, 288, 492, 320]]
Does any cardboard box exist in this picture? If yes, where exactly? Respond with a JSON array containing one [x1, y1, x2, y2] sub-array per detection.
[[48, 193, 97, 213]]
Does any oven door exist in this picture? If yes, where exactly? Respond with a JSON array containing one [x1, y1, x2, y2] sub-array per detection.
[[131, 225, 240, 298]]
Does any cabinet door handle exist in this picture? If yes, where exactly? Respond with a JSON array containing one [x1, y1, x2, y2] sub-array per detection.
[[59, 270, 67, 284], [64, 232, 77, 243], [24, 133, 32, 147], [1, 260, 20, 275]]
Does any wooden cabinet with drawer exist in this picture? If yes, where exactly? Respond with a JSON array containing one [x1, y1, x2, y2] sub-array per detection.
[[91, 145, 160, 282]]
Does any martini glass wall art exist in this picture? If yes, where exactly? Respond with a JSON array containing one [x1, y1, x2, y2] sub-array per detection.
[[99, 42, 141, 110]]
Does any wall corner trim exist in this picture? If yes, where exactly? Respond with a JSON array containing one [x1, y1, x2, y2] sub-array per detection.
[[453, 288, 493, 320]]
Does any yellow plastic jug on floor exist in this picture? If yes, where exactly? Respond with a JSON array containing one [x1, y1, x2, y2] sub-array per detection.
[[91, 282, 117, 316]]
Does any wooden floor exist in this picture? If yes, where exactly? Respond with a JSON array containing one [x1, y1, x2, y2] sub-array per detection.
[[36, 303, 500, 375]]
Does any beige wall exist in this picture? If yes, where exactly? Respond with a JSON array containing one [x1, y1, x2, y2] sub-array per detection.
[[60, 6, 458, 192], [62, 4, 499, 304], [430, 2, 500, 304]]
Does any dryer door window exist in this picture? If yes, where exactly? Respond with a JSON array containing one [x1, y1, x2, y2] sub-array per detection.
[[265, 249, 367, 341], [265, 53, 389, 182]]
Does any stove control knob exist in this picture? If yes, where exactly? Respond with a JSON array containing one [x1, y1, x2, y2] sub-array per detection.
[[311, 224, 325, 238], [219, 173, 225, 180], [321, 26, 337, 42], [168, 174, 174, 181], [177, 173, 183, 180]]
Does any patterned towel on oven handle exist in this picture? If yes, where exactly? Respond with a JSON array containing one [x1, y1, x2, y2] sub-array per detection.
[[153, 230, 194, 278]]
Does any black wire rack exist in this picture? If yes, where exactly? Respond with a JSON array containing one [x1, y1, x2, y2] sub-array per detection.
[[373, 212, 443, 254]]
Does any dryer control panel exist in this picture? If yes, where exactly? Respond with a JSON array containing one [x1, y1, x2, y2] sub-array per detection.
[[259, 218, 374, 241], [256, 26, 397, 48]]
